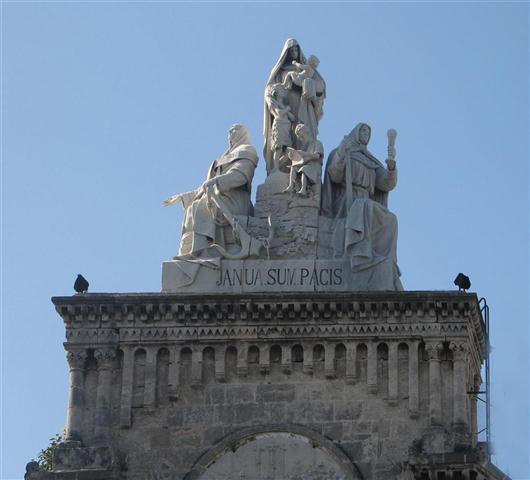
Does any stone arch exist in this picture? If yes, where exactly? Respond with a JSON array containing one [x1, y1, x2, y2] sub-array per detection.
[[184, 424, 364, 480]]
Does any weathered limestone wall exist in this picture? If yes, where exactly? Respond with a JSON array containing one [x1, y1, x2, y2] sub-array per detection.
[[42, 292, 500, 480]]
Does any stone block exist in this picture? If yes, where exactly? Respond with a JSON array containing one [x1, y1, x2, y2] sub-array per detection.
[[288, 400, 333, 423], [266, 402, 287, 423], [372, 419, 390, 437], [202, 426, 225, 445], [340, 442, 363, 462], [226, 384, 254, 403], [214, 404, 235, 425], [334, 401, 362, 421], [150, 428, 170, 448], [233, 402, 265, 424], [184, 405, 213, 425], [256, 383, 295, 402], [206, 385, 225, 405], [167, 408, 184, 427], [323, 422, 343, 441]]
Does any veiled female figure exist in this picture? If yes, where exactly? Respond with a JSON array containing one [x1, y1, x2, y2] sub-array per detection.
[[264, 38, 326, 173], [321, 123, 402, 290]]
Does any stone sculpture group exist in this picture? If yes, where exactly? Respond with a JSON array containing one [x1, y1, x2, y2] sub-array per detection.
[[163, 39, 402, 293]]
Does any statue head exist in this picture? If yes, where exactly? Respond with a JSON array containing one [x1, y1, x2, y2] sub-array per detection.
[[266, 82, 287, 101], [228, 124, 250, 148], [307, 55, 320, 68], [351, 123, 371, 146], [284, 38, 301, 63]]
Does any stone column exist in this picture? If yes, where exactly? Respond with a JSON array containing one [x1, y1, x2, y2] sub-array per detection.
[[280, 344, 291, 374], [259, 344, 270, 374], [237, 344, 249, 377], [191, 347, 202, 386], [425, 341, 444, 426], [302, 342, 313, 375], [144, 347, 157, 409], [345, 342, 357, 384], [324, 343, 335, 379], [388, 342, 398, 405], [367, 342, 378, 393], [119, 346, 134, 428], [408, 341, 420, 418], [94, 347, 117, 444], [65, 348, 88, 442], [168, 346, 179, 401], [470, 373, 481, 447], [450, 341, 469, 427], [215, 346, 226, 381]]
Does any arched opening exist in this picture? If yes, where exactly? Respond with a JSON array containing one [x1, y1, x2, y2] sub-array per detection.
[[186, 425, 364, 480]]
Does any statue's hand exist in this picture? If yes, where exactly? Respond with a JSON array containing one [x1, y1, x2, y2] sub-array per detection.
[[386, 159, 396, 171], [201, 178, 217, 192], [162, 193, 183, 207]]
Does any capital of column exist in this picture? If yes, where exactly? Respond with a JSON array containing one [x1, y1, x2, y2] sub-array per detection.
[[66, 348, 88, 370], [94, 348, 117, 370], [449, 341, 469, 361], [424, 341, 444, 361]]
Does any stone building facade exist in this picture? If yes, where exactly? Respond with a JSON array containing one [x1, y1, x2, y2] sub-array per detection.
[[25, 291, 509, 480]]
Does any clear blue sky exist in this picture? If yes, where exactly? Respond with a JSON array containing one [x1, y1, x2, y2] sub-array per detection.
[[2, 2, 528, 479]]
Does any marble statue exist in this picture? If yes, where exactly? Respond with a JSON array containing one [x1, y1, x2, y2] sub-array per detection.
[[264, 82, 295, 173], [321, 123, 403, 290], [163, 124, 262, 285], [263, 38, 325, 174], [283, 123, 323, 198], [162, 41, 404, 293]]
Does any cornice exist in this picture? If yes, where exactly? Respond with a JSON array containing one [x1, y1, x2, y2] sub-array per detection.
[[52, 291, 486, 360]]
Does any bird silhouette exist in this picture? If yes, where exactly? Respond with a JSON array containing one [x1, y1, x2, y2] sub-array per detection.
[[454, 273, 471, 291], [74, 274, 89, 293]]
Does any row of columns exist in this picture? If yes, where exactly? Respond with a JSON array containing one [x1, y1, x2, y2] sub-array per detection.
[[425, 341, 470, 429], [65, 347, 116, 444], [65, 339, 471, 439]]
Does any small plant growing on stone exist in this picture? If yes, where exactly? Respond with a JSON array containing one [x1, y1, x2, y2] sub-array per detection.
[[36, 431, 64, 471]]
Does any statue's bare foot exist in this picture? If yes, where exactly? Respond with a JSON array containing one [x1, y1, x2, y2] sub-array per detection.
[[297, 186, 308, 196]]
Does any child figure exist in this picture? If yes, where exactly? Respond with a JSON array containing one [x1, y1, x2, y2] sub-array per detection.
[[265, 82, 295, 172], [283, 55, 320, 96], [283, 123, 324, 197]]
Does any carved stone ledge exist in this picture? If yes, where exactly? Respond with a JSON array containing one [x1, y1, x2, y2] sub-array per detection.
[[52, 291, 479, 325]]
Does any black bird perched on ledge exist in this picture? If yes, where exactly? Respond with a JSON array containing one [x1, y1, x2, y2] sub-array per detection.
[[454, 273, 471, 291], [74, 274, 89, 293]]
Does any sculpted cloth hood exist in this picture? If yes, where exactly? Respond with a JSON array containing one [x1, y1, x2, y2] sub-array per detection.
[[321, 123, 388, 218]]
